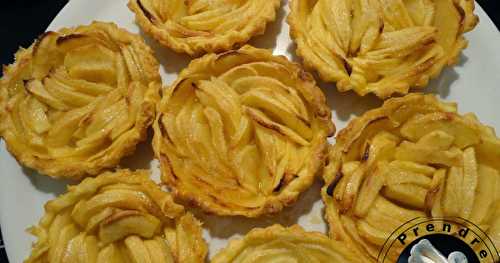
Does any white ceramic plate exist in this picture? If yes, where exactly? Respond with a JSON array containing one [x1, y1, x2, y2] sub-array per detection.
[[1, 0, 499, 262]]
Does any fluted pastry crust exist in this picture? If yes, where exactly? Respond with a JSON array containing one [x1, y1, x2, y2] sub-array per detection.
[[25, 169, 207, 263], [128, 0, 281, 56], [288, 0, 478, 98], [0, 21, 161, 179], [153, 45, 335, 217], [323, 94, 500, 261], [211, 224, 361, 262]]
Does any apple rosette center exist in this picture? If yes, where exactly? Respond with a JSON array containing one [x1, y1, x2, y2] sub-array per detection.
[[153, 46, 334, 217]]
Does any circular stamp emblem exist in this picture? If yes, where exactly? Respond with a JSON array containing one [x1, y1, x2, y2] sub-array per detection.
[[378, 217, 499, 263]]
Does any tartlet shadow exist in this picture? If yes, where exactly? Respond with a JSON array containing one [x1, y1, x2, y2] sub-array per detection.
[[190, 178, 324, 240], [248, 3, 286, 50], [24, 167, 73, 196]]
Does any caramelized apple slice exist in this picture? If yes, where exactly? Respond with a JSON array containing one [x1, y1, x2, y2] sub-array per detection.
[[64, 44, 117, 84], [99, 211, 161, 245], [32, 32, 63, 79], [400, 112, 480, 149]]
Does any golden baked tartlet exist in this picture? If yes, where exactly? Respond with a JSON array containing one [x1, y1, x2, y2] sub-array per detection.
[[25, 169, 207, 263], [153, 45, 335, 217], [211, 224, 361, 262], [128, 0, 281, 56], [288, 0, 478, 98], [322, 94, 500, 261], [0, 22, 161, 179]]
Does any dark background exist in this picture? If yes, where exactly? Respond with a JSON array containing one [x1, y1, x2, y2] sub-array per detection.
[[0, 0, 498, 262]]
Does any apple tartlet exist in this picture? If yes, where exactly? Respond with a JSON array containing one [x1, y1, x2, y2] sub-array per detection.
[[211, 224, 360, 262], [25, 169, 207, 263], [128, 0, 281, 56], [288, 0, 478, 98], [153, 45, 335, 217], [0, 22, 161, 179], [322, 94, 500, 261]]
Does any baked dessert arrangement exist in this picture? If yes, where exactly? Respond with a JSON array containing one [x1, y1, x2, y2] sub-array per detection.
[[25, 169, 207, 263], [2, 0, 498, 262], [128, 0, 281, 56], [288, 0, 478, 98], [0, 22, 161, 179], [211, 224, 360, 262], [322, 94, 500, 261], [153, 45, 335, 217]]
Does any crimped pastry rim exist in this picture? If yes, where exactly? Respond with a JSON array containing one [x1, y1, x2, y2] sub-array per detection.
[[152, 45, 335, 217], [211, 224, 360, 262], [0, 21, 161, 179], [128, 0, 281, 56]]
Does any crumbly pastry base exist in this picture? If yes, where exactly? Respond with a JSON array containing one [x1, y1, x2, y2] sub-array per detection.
[[0, 21, 161, 179], [25, 169, 207, 263], [322, 94, 500, 261], [288, 0, 479, 98], [211, 224, 361, 262], [153, 45, 335, 217], [128, 0, 281, 56]]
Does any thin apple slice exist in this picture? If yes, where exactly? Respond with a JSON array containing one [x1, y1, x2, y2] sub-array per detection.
[[395, 141, 463, 167], [247, 107, 309, 146], [354, 162, 388, 217], [425, 169, 446, 217], [26, 97, 51, 134], [340, 132, 398, 211], [356, 220, 389, 246], [388, 160, 436, 176], [26, 79, 70, 111], [219, 65, 258, 86], [433, 0, 462, 56], [99, 211, 161, 245], [71, 189, 156, 227], [46, 104, 94, 147], [367, 27, 436, 59], [470, 165, 499, 225], [400, 112, 480, 149], [97, 244, 126, 263], [416, 130, 455, 150], [52, 68, 113, 96], [385, 164, 432, 188], [442, 166, 463, 217], [383, 183, 427, 209], [144, 238, 175, 263], [61, 234, 98, 263], [476, 137, 500, 171], [461, 147, 478, 219], [49, 224, 79, 263], [64, 44, 117, 84], [241, 88, 312, 140], [32, 32, 63, 79], [175, 214, 205, 263], [57, 33, 98, 53], [124, 235, 153, 263], [44, 77, 94, 107]]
